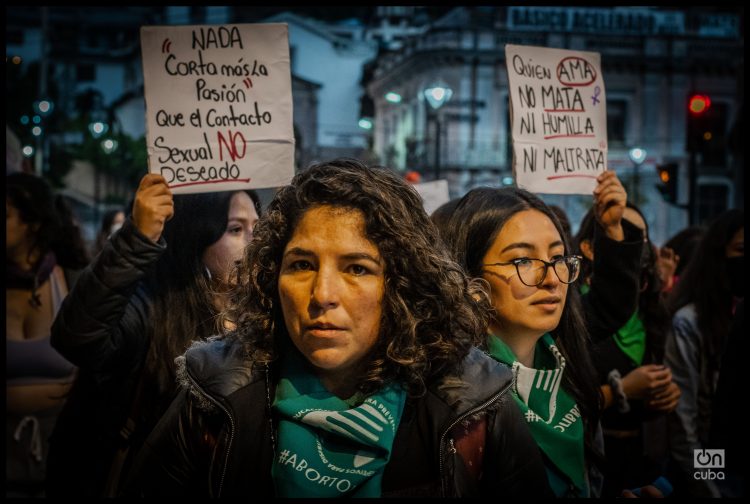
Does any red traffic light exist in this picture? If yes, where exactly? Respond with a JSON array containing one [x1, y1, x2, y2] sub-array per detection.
[[659, 169, 670, 183], [404, 170, 421, 183], [689, 94, 711, 115]]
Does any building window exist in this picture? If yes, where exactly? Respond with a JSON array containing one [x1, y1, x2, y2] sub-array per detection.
[[607, 99, 627, 147], [77, 64, 96, 82]]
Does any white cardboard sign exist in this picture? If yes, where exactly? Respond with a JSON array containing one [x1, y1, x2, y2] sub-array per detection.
[[140, 24, 294, 194], [505, 44, 607, 194]]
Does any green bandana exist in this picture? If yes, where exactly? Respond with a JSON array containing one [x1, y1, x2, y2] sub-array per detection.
[[613, 311, 646, 366], [581, 284, 646, 366], [272, 351, 406, 497], [487, 333, 587, 497]]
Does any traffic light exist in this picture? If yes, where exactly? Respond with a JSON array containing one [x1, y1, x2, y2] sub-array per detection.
[[688, 94, 711, 115], [687, 94, 711, 152], [655, 163, 678, 204]]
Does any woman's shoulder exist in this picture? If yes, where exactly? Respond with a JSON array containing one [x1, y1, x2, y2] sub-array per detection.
[[176, 333, 265, 402], [460, 346, 513, 386], [427, 347, 514, 413]]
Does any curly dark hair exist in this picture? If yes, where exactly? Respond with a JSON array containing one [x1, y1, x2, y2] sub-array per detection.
[[224, 158, 490, 397]]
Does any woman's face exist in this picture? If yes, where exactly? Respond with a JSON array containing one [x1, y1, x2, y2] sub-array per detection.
[[278, 205, 385, 386], [202, 192, 258, 286], [110, 211, 126, 235], [481, 209, 568, 340], [726, 227, 744, 258], [6, 198, 30, 256]]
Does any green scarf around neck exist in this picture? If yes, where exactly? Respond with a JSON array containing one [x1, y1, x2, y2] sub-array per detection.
[[580, 284, 646, 366], [487, 333, 587, 496], [272, 349, 406, 497]]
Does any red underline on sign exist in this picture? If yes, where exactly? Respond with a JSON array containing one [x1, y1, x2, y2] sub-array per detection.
[[168, 178, 251, 189], [546, 174, 599, 180], [543, 109, 586, 112], [543, 134, 596, 140]]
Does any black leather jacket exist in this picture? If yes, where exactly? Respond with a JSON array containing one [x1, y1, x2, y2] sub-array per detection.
[[47, 218, 167, 497], [125, 338, 553, 498]]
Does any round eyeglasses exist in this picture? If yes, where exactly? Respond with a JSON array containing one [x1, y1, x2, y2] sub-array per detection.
[[483, 255, 582, 287]]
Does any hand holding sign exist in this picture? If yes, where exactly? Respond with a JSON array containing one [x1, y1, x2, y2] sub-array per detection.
[[133, 173, 174, 243], [593, 170, 627, 242]]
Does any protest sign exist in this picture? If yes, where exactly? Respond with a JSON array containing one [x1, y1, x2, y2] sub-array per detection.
[[505, 44, 607, 194], [141, 24, 294, 194]]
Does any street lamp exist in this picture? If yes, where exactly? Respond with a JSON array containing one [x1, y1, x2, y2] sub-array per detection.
[[385, 92, 402, 104], [424, 84, 453, 180], [101, 138, 118, 154], [89, 121, 108, 138], [628, 147, 647, 204]]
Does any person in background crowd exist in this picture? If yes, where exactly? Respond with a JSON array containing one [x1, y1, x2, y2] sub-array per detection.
[[6, 172, 89, 497], [125, 159, 551, 498], [46, 173, 262, 497], [661, 226, 706, 292], [709, 298, 744, 498], [575, 201, 680, 497], [92, 208, 126, 257], [665, 208, 743, 498]]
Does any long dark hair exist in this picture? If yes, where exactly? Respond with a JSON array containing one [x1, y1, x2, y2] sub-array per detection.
[[442, 187, 602, 458], [573, 202, 671, 362], [144, 189, 261, 394], [668, 208, 743, 371], [226, 158, 490, 397], [6, 172, 89, 270]]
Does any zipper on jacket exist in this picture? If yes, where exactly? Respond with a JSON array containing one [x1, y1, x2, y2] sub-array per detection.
[[184, 367, 236, 498], [438, 380, 512, 497], [264, 365, 276, 454]]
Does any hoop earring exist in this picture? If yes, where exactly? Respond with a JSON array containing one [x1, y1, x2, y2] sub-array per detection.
[[204, 265, 213, 281]]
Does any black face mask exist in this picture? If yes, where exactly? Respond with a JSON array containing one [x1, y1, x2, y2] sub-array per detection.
[[727, 256, 744, 297]]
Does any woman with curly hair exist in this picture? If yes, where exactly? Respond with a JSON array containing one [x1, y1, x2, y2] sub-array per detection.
[[124, 159, 551, 498]]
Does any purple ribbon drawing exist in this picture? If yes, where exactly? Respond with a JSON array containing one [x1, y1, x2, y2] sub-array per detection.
[[592, 86, 601, 106]]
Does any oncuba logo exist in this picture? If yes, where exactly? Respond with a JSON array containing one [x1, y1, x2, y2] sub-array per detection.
[[693, 449, 725, 481]]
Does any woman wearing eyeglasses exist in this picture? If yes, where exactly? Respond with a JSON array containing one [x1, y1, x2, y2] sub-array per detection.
[[441, 174, 630, 497]]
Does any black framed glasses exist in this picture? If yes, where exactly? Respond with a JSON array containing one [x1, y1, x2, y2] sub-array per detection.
[[483, 255, 582, 287]]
